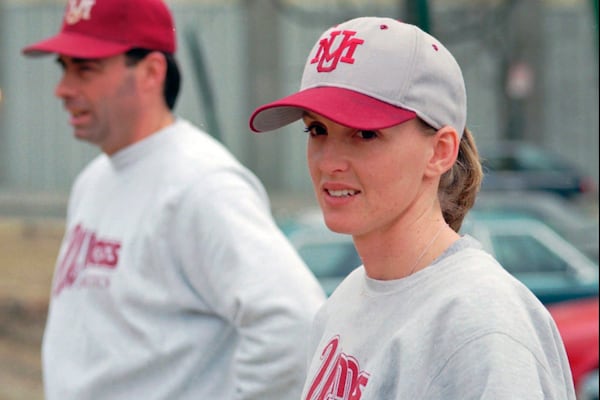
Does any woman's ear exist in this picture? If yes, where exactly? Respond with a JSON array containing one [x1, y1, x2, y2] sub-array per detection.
[[424, 126, 460, 178]]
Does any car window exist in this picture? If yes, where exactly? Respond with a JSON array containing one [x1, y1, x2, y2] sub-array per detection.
[[483, 156, 516, 170], [491, 233, 570, 274], [515, 147, 570, 171], [481, 144, 571, 172], [298, 242, 361, 279]]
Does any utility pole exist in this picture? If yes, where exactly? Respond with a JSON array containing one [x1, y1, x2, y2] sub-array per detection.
[[501, 0, 543, 142], [243, 0, 285, 191], [403, 0, 431, 33], [592, 0, 599, 50]]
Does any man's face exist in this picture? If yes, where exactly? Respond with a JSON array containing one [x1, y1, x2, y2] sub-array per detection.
[[55, 54, 140, 154]]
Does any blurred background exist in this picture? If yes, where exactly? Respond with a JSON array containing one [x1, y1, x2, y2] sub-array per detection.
[[0, 0, 598, 399]]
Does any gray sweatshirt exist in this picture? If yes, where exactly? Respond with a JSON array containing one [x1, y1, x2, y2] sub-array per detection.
[[303, 236, 575, 399], [43, 119, 326, 399]]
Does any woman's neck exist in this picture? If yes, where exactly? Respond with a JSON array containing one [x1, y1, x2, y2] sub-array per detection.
[[354, 213, 459, 281]]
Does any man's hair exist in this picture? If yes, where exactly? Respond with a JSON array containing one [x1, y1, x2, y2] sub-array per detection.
[[124, 48, 181, 110]]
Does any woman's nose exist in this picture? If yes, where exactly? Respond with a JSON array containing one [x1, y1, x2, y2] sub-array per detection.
[[311, 137, 349, 175]]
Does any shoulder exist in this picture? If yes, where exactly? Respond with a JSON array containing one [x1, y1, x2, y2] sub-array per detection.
[[424, 250, 572, 397], [433, 246, 550, 327], [160, 119, 266, 194], [70, 153, 110, 191], [425, 329, 575, 399], [167, 119, 243, 167], [426, 248, 562, 360]]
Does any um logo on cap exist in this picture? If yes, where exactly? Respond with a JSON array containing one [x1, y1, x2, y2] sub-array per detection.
[[65, 0, 96, 25], [310, 30, 364, 73]]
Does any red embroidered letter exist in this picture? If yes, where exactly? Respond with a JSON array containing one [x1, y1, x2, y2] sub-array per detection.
[[310, 30, 364, 72]]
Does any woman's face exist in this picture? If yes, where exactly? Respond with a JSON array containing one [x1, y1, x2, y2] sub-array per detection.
[[304, 112, 437, 238]]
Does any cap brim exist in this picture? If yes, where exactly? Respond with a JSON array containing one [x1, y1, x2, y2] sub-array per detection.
[[249, 87, 417, 133], [22, 31, 131, 58]]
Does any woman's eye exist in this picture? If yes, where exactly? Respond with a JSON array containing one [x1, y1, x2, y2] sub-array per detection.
[[304, 124, 327, 136], [357, 130, 378, 139]]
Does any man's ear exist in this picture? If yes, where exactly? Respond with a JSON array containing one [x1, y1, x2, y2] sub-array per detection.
[[424, 126, 460, 178], [137, 51, 167, 93]]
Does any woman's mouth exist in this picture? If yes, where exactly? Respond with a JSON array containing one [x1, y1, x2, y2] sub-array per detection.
[[326, 189, 360, 198]]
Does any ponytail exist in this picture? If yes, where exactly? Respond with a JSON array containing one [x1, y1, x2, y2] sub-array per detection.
[[438, 128, 483, 232]]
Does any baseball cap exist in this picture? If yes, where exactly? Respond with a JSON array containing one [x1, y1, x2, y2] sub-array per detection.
[[22, 0, 176, 58], [249, 17, 466, 136]]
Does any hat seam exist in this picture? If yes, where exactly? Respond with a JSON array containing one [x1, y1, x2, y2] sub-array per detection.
[[401, 25, 422, 120]]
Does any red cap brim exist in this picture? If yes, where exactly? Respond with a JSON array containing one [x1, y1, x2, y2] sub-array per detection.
[[249, 87, 417, 133], [22, 31, 131, 58]]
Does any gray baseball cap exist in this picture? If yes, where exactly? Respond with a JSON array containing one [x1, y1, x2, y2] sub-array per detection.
[[249, 17, 466, 136]]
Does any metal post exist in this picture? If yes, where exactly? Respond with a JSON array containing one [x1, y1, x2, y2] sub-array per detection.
[[403, 0, 431, 33], [243, 0, 285, 191]]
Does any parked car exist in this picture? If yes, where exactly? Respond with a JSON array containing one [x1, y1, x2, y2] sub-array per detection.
[[473, 191, 598, 261], [279, 208, 599, 304], [461, 210, 599, 305], [278, 210, 360, 296], [478, 140, 596, 199], [546, 297, 599, 399], [577, 368, 599, 400]]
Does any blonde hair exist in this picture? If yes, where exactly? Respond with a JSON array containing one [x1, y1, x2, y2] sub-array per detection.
[[438, 128, 483, 232]]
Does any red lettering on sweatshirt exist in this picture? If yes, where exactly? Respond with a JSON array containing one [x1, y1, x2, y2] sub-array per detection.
[[306, 336, 370, 400], [53, 224, 121, 296]]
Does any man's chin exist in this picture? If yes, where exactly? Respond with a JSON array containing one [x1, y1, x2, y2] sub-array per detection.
[[72, 128, 92, 142]]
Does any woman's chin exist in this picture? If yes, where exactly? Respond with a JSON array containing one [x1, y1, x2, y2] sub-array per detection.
[[323, 216, 354, 235]]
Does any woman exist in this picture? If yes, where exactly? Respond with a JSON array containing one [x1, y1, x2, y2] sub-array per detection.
[[249, 17, 575, 399]]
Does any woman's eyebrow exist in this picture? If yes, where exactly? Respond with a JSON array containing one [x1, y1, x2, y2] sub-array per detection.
[[302, 111, 318, 120]]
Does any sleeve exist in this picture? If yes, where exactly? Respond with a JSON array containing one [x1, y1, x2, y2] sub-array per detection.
[[170, 168, 326, 400], [423, 332, 576, 400]]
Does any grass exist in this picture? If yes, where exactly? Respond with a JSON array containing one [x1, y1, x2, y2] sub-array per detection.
[[0, 217, 63, 400]]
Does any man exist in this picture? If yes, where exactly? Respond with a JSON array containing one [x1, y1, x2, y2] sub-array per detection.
[[22, 0, 326, 399]]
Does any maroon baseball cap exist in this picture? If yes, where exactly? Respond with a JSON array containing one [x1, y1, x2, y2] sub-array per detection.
[[22, 0, 176, 58]]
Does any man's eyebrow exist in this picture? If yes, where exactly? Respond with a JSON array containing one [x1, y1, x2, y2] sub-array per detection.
[[72, 57, 101, 64], [55, 56, 102, 66]]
